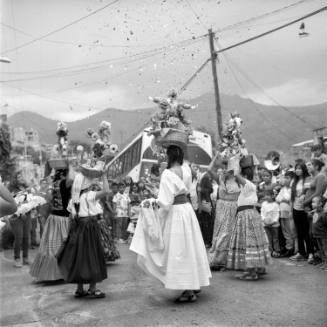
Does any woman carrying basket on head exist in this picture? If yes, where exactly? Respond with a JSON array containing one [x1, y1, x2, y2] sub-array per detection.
[[57, 169, 109, 299], [130, 145, 211, 303]]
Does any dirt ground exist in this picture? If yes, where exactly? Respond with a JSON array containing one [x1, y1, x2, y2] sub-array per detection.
[[1, 244, 326, 327]]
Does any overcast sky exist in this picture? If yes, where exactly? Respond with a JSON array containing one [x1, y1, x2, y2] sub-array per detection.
[[1, 0, 326, 121]]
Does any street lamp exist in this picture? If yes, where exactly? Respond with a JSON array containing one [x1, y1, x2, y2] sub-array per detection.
[[0, 57, 11, 63]]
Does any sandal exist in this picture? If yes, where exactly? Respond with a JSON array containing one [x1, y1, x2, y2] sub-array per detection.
[[86, 289, 106, 299], [74, 290, 88, 298], [174, 291, 197, 303], [237, 273, 259, 281]]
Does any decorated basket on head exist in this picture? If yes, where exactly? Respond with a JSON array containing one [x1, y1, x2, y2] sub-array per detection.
[[213, 113, 257, 172], [80, 121, 119, 178], [48, 121, 70, 169], [148, 89, 196, 152]]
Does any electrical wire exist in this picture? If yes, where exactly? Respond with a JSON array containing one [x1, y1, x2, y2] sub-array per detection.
[[0, 21, 169, 50], [178, 58, 210, 94], [224, 52, 316, 131], [1, 0, 120, 55], [0, 35, 207, 79], [215, 0, 313, 33], [216, 42, 299, 142], [215, 5, 327, 54]]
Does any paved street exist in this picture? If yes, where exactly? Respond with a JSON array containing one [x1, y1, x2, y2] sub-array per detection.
[[1, 245, 326, 327]]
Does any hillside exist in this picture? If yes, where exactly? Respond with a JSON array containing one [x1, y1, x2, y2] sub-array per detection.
[[7, 93, 326, 156]]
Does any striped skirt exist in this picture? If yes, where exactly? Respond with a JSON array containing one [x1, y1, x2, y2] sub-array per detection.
[[208, 199, 238, 268], [227, 208, 270, 271], [30, 214, 70, 281]]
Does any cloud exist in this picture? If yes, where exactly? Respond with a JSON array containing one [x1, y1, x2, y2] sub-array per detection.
[[247, 78, 327, 106]]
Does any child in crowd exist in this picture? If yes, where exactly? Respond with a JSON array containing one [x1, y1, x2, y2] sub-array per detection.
[[113, 181, 131, 243], [261, 190, 280, 258], [127, 183, 142, 240], [276, 171, 296, 257], [257, 169, 275, 204], [311, 196, 327, 270]]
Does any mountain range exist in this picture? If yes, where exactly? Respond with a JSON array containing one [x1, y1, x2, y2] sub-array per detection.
[[7, 93, 326, 156]]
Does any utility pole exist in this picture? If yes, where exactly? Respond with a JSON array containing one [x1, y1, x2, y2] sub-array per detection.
[[208, 28, 223, 141]]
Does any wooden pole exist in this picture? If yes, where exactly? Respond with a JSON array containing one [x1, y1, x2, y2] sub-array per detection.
[[208, 28, 223, 140]]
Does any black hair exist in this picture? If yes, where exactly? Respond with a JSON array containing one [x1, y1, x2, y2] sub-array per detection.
[[311, 144, 322, 151], [311, 158, 325, 171], [150, 164, 160, 177], [241, 166, 254, 181], [291, 162, 310, 202], [166, 145, 184, 169], [284, 171, 295, 179], [262, 168, 273, 177]]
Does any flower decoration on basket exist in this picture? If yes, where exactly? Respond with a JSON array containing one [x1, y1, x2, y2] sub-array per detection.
[[149, 89, 196, 135], [81, 121, 119, 178], [49, 121, 70, 169], [148, 89, 197, 150], [86, 120, 119, 163], [218, 113, 247, 159]]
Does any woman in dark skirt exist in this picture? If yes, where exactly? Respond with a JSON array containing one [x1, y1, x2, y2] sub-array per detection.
[[58, 172, 109, 298]]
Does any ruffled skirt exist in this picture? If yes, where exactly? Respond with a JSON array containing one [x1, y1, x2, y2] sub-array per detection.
[[30, 214, 70, 281], [227, 208, 270, 270]]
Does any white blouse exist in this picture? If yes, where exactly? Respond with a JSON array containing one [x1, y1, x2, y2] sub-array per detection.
[[68, 191, 103, 217], [237, 180, 258, 207]]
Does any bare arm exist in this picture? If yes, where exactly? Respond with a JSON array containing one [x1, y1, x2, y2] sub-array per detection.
[[95, 174, 110, 201], [0, 182, 17, 217], [304, 175, 327, 206], [234, 173, 247, 186]]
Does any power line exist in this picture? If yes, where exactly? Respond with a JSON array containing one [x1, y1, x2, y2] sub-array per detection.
[[0, 21, 168, 50], [1, 0, 120, 55], [215, 0, 311, 33], [178, 58, 210, 94], [216, 42, 298, 142], [224, 53, 316, 131], [183, 0, 208, 31], [0, 35, 207, 79], [215, 5, 327, 54]]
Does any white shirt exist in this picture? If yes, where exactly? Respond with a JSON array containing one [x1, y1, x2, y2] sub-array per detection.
[[113, 192, 131, 217], [237, 180, 258, 207], [190, 179, 199, 211], [261, 201, 280, 226], [275, 186, 291, 218], [68, 191, 103, 217]]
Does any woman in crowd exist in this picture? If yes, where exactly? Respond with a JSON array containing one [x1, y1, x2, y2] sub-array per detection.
[[98, 182, 120, 263], [0, 178, 17, 218], [289, 162, 314, 262], [304, 159, 327, 208], [208, 159, 240, 271], [227, 155, 270, 281], [58, 172, 108, 298], [30, 168, 72, 281], [197, 169, 214, 248], [9, 172, 31, 268], [130, 145, 211, 303]]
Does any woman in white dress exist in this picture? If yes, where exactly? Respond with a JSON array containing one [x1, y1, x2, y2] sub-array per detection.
[[130, 145, 211, 303]]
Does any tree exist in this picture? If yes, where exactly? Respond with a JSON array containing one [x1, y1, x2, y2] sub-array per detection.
[[0, 121, 16, 182]]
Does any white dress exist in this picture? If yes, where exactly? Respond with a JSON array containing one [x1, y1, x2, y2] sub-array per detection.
[[130, 163, 211, 290]]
